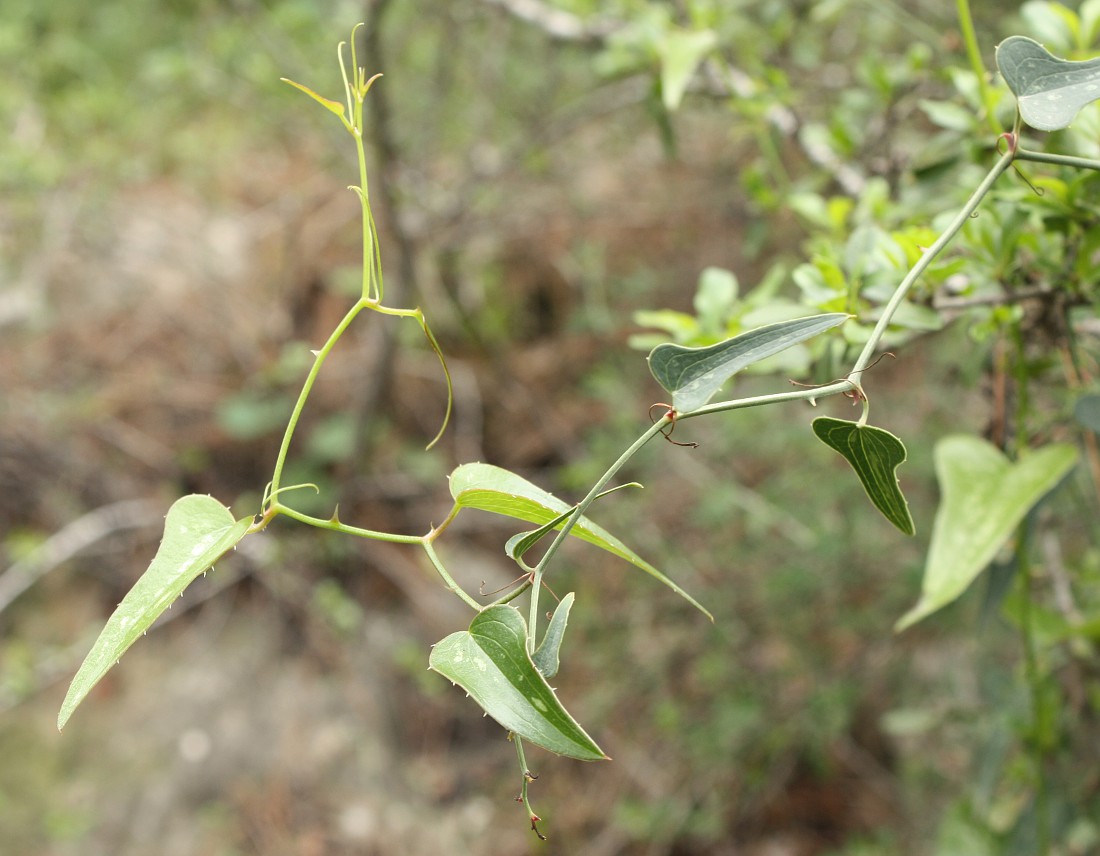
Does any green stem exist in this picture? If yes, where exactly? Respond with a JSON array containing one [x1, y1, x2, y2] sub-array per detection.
[[269, 502, 423, 544], [1007, 320, 1050, 851], [525, 419, 669, 652], [513, 735, 546, 840], [1017, 529, 1051, 854], [358, 129, 385, 303], [685, 150, 1015, 423], [1015, 147, 1100, 172], [680, 380, 854, 421], [956, 0, 1002, 137], [422, 539, 483, 612], [268, 299, 367, 500], [847, 146, 1016, 385]]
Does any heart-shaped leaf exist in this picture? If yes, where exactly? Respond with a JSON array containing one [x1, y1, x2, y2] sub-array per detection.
[[996, 36, 1100, 131], [812, 418, 915, 536], [58, 495, 252, 730], [895, 437, 1077, 632], [429, 604, 606, 760], [648, 313, 848, 414], [450, 463, 711, 620], [533, 592, 575, 679]]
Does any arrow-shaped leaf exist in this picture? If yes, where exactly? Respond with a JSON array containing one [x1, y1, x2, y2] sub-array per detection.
[[648, 313, 849, 414], [429, 604, 606, 760], [813, 418, 915, 536], [450, 463, 711, 620], [896, 437, 1077, 631], [58, 495, 252, 730], [996, 36, 1100, 131], [280, 77, 347, 117]]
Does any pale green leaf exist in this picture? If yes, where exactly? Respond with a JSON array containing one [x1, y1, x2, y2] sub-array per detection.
[[280, 77, 346, 116], [504, 483, 640, 564], [648, 313, 849, 413], [429, 605, 606, 760], [658, 28, 718, 110], [896, 437, 1077, 631], [450, 463, 711, 620], [996, 36, 1100, 131], [812, 418, 915, 536], [533, 592, 575, 679], [58, 495, 252, 730]]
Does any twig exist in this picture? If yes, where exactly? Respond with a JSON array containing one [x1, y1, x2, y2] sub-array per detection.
[[0, 500, 164, 616], [478, 0, 620, 43]]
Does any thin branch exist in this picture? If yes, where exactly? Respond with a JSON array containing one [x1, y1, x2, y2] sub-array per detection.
[[478, 0, 620, 43], [0, 500, 164, 615]]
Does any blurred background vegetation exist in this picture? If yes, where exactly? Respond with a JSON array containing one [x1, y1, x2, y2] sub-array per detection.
[[3, 0, 1099, 853]]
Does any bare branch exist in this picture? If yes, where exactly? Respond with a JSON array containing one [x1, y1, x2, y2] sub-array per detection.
[[478, 0, 620, 43], [0, 500, 163, 615]]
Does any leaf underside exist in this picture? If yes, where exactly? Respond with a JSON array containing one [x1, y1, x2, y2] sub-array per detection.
[[58, 495, 251, 730], [996, 35, 1100, 131], [429, 605, 606, 761], [648, 313, 849, 414], [895, 437, 1077, 631], [812, 417, 915, 536]]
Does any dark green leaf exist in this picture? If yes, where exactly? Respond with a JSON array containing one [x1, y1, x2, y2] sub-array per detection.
[[812, 417, 915, 536], [58, 495, 252, 730], [996, 36, 1100, 131], [648, 314, 848, 414], [429, 605, 606, 760], [896, 437, 1077, 631]]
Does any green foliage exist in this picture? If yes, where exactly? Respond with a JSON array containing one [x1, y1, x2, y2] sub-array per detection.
[[811, 417, 915, 536], [997, 35, 1100, 131], [896, 437, 1078, 631], [47, 4, 1100, 850], [646, 313, 848, 413], [448, 462, 711, 618], [57, 495, 251, 731], [428, 604, 606, 761]]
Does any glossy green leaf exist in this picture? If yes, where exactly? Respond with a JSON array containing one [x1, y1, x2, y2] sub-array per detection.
[[450, 463, 711, 620], [896, 437, 1077, 632], [533, 592, 575, 679], [996, 36, 1100, 131], [648, 313, 848, 414], [812, 418, 915, 536], [658, 27, 718, 110], [429, 605, 606, 760], [58, 495, 252, 730]]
